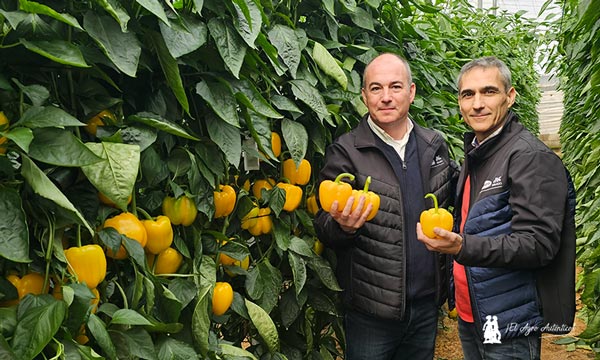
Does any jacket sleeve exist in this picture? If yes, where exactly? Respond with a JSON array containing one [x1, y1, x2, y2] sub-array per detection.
[[456, 150, 568, 269], [312, 141, 360, 249]]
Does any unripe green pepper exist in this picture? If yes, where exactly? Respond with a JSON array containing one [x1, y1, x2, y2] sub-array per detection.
[[162, 195, 198, 226]]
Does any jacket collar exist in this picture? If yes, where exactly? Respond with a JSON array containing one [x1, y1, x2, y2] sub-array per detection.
[[464, 111, 523, 161]]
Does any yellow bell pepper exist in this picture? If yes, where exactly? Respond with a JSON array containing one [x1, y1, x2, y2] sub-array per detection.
[[319, 173, 355, 212], [0, 111, 10, 155], [142, 215, 174, 255], [1, 272, 49, 306], [276, 182, 303, 212], [148, 247, 184, 275], [420, 193, 454, 239], [252, 178, 275, 199], [103, 212, 148, 259], [306, 194, 319, 216], [64, 244, 107, 289], [162, 195, 198, 226], [243, 207, 272, 236], [283, 158, 311, 185], [214, 184, 237, 218], [271, 132, 282, 158], [350, 176, 380, 221]]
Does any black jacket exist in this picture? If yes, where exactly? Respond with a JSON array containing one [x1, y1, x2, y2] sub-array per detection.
[[313, 115, 457, 320], [454, 111, 576, 337]]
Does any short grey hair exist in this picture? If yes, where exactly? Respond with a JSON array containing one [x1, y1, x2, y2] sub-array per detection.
[[362, 53, 413, 87], [457, 56, 512, 92]]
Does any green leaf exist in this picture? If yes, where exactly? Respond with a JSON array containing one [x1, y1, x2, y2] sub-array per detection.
[[157, 338, 198, 360], [231, 0, 262, 49], [208, 18, 247, 79], [281, 118, 308, 164], [94, 0, 130, 32], [205, 112, 242, 168], [195, 80, 239, 128], [28, 128, 102, 166], [0, 187, 30, 263], [232, 79, 283, 119], [14, 106, 85, 129], [11, 79, 49, 106], [128, 112, 199, 140], [288, 252, 307, 295], [219, 344, 258, 360], [84, 12, 141, 77], [11, 300, 67, 360], [289, 236, 313, 257], [0, 333, 17, 360], [18, 0, 83, 30], [159, 15, 207, 58], [110, 328, 157, 359], [2, 127, 33, 154], [268, 24, 302, 78], [20, 155, 94, 235], [88, 314, 117, 359], [289, 79, 331, 124], [136, 0, 169, 25], [20, 39, 90, 68], [245, 261, 282, 313], [192, 286, 211, 357], [312, 41, 347, 89], [348, 6, 375, 31], [80, 142, 140, 212], [150, 31, 189, 113], [110, 309, 152, 326], [245, 299, 280, 353], [307, 256, 342, 291]]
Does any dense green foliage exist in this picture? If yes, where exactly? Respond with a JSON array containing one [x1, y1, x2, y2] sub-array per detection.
[[0, 0, 547, 358], [551, 0, 600, 353]]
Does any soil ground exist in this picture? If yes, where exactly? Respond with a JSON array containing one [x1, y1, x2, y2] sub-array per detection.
[[434, 294, 596, 360]]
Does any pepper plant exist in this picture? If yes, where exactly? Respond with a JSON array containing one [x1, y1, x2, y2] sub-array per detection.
[[0, 0, 549, 358]]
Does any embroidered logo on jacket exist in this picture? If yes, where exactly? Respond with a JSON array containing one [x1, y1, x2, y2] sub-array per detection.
[[431, 155, 445, 168], [480, 176, 503, 193]]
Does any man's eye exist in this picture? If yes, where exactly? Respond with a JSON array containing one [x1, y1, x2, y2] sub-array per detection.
[[370, 87, 381, 93]]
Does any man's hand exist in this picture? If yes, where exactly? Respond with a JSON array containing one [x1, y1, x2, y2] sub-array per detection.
[[330, 195, 372, 234], [416, 222, 463, 255]]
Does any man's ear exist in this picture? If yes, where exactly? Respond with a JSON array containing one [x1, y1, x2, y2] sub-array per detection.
[[507, 87, 517, 108]]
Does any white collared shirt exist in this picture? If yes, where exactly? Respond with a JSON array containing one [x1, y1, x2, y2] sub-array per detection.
[[367, 116, 414, 161], [471, 126, 504, 148]]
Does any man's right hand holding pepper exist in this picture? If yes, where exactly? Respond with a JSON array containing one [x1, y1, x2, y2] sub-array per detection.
[[329, 195, 373, 234]]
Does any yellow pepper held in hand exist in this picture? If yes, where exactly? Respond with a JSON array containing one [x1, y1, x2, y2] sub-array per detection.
[[276, 182, 303, 212], [64, 244, 107, 289], [319, 173, 355, 212], [420, 193, 454, 239], [214, 184, 236, 218], [350, 176, 380, 221], [283, 158, 311, 185], [142, 215, 174, 255], [162, 195, 198, 226]]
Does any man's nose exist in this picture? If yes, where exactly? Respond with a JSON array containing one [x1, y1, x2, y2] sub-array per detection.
[[472, 93, 484, 109], [381, 87, 392, 101]]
